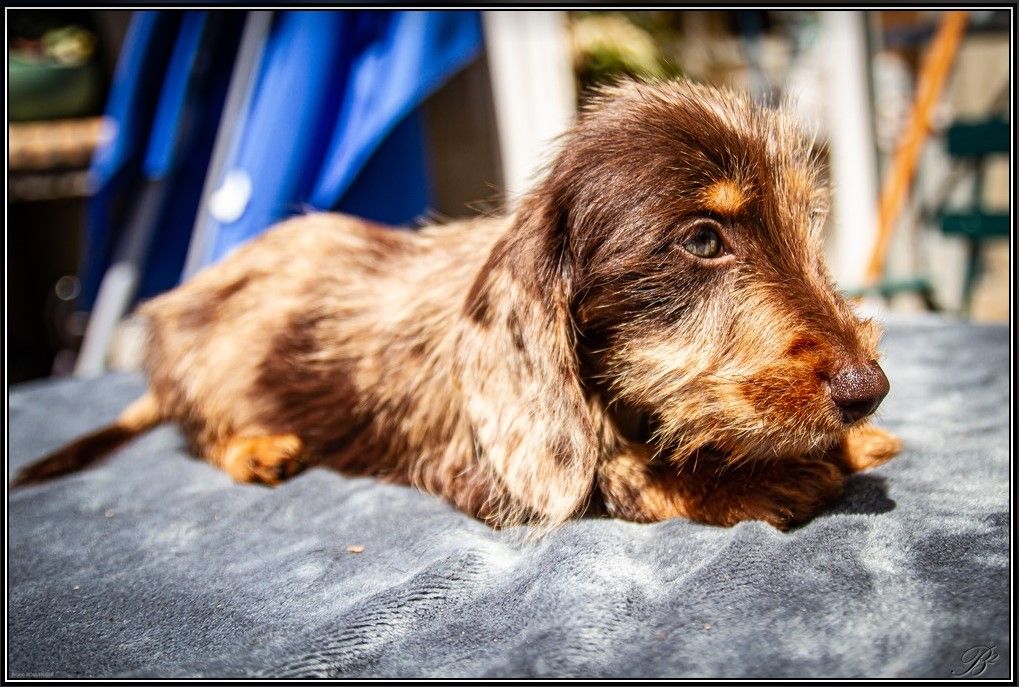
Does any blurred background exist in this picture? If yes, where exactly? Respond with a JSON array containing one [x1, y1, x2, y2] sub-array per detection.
[[7, 9, 1011, 384]]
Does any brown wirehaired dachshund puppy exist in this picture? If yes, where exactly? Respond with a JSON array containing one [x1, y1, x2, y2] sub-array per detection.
[[14, 79, 901, 529]]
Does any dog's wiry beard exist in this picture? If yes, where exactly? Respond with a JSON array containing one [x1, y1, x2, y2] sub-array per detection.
[[605, 374, 844, 472], [587, 296, 856, 470]]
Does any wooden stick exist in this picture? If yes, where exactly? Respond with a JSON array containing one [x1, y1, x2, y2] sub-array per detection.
[[864, 10, 969, 285]]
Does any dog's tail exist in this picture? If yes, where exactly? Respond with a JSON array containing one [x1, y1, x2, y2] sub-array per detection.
[[10, 392, 163, 488]]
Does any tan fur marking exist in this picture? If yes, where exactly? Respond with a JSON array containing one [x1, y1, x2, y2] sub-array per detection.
[[117, 393, 162, 431], [702, 179, 748, 215], [836, 423, 902, 472], [219, 434, 306, 485]]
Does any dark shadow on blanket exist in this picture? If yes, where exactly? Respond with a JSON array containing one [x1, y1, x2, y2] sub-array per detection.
[[826, 473, 896, 517], [582, 472, 896, 527]]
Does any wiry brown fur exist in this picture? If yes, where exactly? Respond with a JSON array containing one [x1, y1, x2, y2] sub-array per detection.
[[14, 79, 900, 529]]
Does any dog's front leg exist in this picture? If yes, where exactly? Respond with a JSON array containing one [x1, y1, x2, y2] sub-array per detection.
[[598, 445, 846, 530]]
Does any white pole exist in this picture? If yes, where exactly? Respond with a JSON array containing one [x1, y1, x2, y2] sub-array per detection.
[[182, 11, 273, 280], [481, 11, 577, 208], [820, 11, 880, 290]]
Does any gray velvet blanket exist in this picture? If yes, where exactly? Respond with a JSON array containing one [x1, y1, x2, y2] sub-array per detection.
[[7, 317, 1010, 678]]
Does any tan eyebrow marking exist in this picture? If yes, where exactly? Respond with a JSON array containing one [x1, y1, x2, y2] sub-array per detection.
[[701, 180, 749, 215]]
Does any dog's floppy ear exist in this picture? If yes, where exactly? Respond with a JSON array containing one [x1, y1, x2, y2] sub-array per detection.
[[454, 190, 599, 526]]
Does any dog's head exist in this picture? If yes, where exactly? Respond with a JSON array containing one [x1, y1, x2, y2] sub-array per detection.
[[456, 79, 888, 523]]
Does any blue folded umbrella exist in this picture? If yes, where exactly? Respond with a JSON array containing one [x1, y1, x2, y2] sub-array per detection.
[[199, 10, 482, 266], [82, 10, 181, 308], [81, 9, 483, 309]]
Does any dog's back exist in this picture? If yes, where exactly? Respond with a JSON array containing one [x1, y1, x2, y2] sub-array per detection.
[[142, 212, 505, 466]]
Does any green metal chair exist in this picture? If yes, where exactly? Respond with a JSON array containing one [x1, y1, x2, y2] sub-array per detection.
[[844, 115, 1009, 314], [935, 117, 1010, 310]]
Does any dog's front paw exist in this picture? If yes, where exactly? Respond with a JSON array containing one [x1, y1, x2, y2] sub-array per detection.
[[695, 457, 845, 530], [598, 448, 846, 529], [221, 434, 306, 485], [836, 423, 901, 473]]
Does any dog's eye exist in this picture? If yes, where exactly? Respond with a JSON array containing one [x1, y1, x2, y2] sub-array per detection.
[[682, 225, 724, 259]]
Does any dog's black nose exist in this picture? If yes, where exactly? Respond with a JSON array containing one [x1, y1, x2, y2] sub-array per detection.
[[829, 361, 889, 424]]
